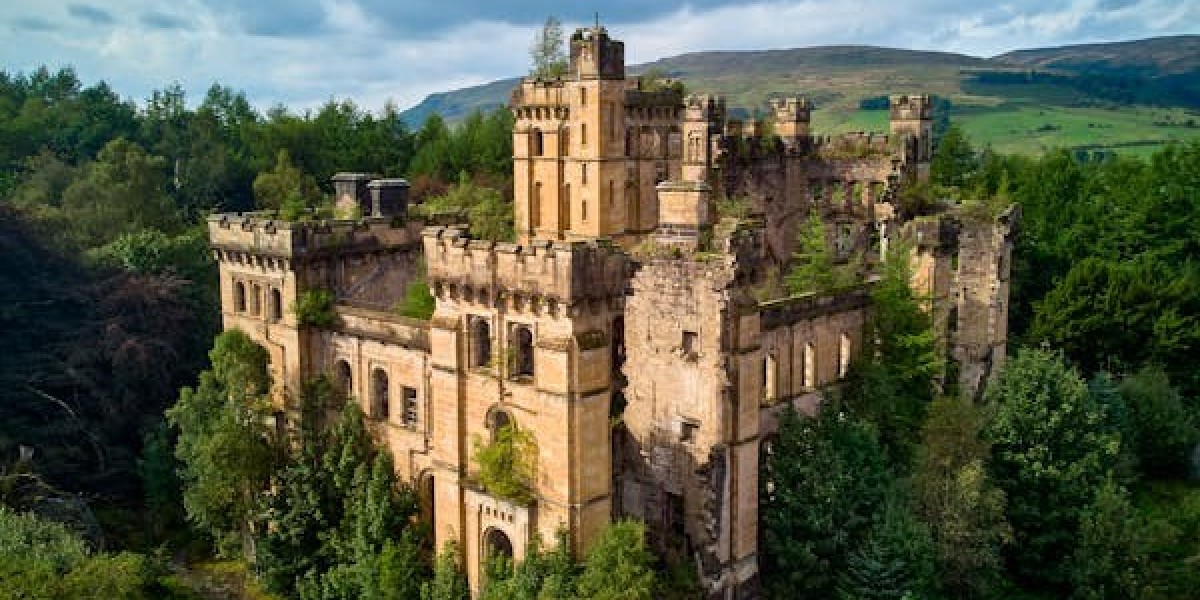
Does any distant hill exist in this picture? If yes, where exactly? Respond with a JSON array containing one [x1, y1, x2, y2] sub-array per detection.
[[401, 36, 1200, 156], [994, 35, 1200, 78]]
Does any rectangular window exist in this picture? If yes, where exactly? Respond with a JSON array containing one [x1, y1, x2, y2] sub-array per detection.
[[403, 387, 418, 426], [680, 421, 698, 443], [682, 331, 698, 355]]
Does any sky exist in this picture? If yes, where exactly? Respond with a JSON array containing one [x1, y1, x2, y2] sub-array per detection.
[[1, 0, 1196, 114]]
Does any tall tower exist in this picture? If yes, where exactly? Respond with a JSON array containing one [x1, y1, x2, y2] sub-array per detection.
[[769, 96, 811, 150], [889, 95, 933, 180], [512, 26, 686, 246]]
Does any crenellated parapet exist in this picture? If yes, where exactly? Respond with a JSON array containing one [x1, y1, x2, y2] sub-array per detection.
[[421, 227, 629, 307], [889, 94, 933, 121], [207, 213, 423, 262]]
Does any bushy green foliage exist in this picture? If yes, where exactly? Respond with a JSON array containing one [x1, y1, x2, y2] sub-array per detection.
[[293, 288, 337, 328], [760, 405, 889, 598], [984, 348, 1121, 589], [1069, 480, 1161, 600], [0, 507, 175, 599], [422, 542, 470, 600], [473, 423, 538, 504], [397, 279, 436, 320], [913, 397, 1011, 598], [254, 149, 323, 213], [479, 531, 578, 600], [835, 497, 937, 600], [576, 520, 658, 600], [1119, 367, 1198, 480], [420, 173, 514, 242], [930, 124, 978, 189], [167, 329, 275, 556], [254, 378, 426, 599]]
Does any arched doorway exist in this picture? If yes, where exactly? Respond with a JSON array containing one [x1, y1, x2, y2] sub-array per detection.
[[484, 527, 513, 560]]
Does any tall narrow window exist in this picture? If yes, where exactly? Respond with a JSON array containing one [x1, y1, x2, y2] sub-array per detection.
[[510, 325, 534, 378], [371, 368, 389, 420], [581, 123, 588, 147], [580, 87, 587, 106], [582, 163, 588, 185], [531, 183, 542, 229], [532, 129, 544, 156], [582, 199, 588, 222], [402, 386, 418, 426], [765, 354, 778, 401], [561, 184, 571, 229], [471, 318, 491, 368], [838, 334, 851, 378], [268, 288, 282, 322], [335, 360, 353, 395], [250, 284, 262, 316], [234, 281, 247, 313], [608, 180, 614, 207], [804, 342, 815, 388]]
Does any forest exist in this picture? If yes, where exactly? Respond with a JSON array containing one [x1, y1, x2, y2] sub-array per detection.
[[0, 60, 1197, 599]]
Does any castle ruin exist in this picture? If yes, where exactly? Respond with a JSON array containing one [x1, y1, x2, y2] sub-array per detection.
[[208, 26, 1015, 599]]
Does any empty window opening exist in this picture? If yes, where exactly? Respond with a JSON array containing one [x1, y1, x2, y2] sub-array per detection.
[[838, 334, 851, 378], [682, 331, 698, 355], [487, 407, 512, 440], [371, 368, 390, 420], [803, 342, 816, 388], [510, 325, 534, 378], [485, 528, 513, 560], [680, 421, 698, 443], [234, 281, 247, 312], [250, 284, 262, 316], [335, 360, 353, 395], [470, 318, 492, 368], [765, 353, 778, 401], [268, 288, 283, 322], [532, 129, 544, 156], [402, 386, 418, 426]]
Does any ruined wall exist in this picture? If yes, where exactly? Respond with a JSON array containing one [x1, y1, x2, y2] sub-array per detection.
[[619, 245, 761, 597], [953, 206, 1018, 400]]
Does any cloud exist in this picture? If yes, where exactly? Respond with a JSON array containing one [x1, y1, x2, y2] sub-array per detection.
[[140, 12, 192, 30], [11, 16, 59, 32], [0, 0, 1196, 115], [67, 3, 115, 25]]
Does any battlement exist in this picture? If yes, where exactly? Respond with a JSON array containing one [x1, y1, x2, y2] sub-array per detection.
[[570, 26, 625, 80], [510, 80, 570, 114], [421, 226, 628, 305], [207, 213, 423, 259], [811, 131, 898, 159], [889, 94, 933, 121], [769, 96, 812, 123]]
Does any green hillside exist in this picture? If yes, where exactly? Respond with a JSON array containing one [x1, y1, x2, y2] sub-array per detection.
[[401, 36, 1200, 156]]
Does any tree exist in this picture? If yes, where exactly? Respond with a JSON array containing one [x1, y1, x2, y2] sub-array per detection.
[[421, 173, 514, 242], [530, 17, 568, 80], [930, 124, 977, 189], [912, 397, 1010, 598], [1119, 366, 1197, 479], [784, 213, 858, 295], [1069, 480, 1165, 600], [984, 348, 1120, 590], [836, 496, 937, 600], [479, 531, 578, 600], [840, 240, 939, 465], [167, 329, 275, 556], [422, 542, 470, 600], [760, 405, 890, 598], [252, 148, 322, 213], [59, 137, 179, 249], [576, 520, 657, 600]]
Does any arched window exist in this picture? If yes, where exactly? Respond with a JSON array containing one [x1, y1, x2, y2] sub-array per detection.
[[803, 342, 816, 388], [484, 528, 513, 560], [838, 334, 851, 378], [532, 129, 544, 156], [370, 368, 389, 420], [510, 325, 534, 378], [335, 360, 353, 395], [268, 288, 283, 322], [486, 406, 512, 441], [234, 281, 246, 312]]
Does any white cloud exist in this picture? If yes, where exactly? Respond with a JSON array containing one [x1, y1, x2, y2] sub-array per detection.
[[1, 0, 1195, 115]]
